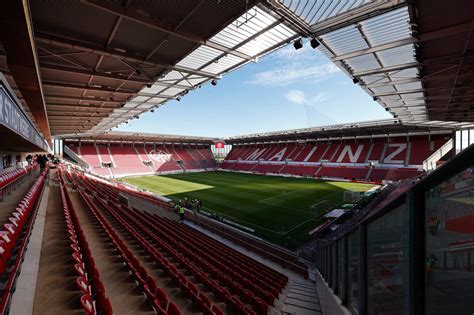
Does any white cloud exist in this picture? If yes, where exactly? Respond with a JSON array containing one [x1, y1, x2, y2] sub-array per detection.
[[285, 90, 328, 106], [310, 93, 328, 104], [249, 64, 338, 87], [247, 44, 339, 87], [285, 90, 305, 104]]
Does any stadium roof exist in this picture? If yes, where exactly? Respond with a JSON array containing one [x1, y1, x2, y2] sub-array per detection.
[[225, 119, 455, 144], [0, 0, 473, 143], [0, 0, 297, 138], [61, 131, 217, 146], [265, 0, 474, 126]]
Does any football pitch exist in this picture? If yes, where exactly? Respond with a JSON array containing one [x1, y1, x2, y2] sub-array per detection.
[[123, 171, 374, 249]]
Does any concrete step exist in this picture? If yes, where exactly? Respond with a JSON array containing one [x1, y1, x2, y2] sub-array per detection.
[[281, 281, 321, 314]]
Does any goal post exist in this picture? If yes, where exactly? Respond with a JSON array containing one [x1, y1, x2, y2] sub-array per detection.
[[310, 200, 331, 219], [343, 190, 363, 203]]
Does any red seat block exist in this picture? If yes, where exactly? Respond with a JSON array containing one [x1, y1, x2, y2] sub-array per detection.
[[80, 294, 95, 315]]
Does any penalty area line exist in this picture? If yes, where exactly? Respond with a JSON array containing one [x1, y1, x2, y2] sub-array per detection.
[[200, 206, 283, 235]]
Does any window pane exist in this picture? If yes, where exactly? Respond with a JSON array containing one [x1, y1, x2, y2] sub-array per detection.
[[348, 231, 360, 311], [367, 204, 406, 315], [425, 167, 474, 314]]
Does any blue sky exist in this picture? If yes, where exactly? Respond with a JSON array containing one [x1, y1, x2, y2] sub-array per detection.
[[118, 43, 391, 137]]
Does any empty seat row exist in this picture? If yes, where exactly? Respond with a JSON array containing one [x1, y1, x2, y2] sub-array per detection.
[[79, 167, 307, 278], [188, 215, 308, 277], [64, 170, 184, 315], [221, 162, 423, 182], [68, 170, 287, 314], [134, 211, 283, 310], [82, 171, 292, 288], [0, 163, 37, 190], [0, 166, 47, 314], [58, 169, 113, 315], [68, 143, 217, 177], [226, 136, 449, 165]]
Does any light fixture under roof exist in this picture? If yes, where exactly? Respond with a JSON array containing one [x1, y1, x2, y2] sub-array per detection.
[[293, 38, 303, 50], [310, 38, 319, 49]]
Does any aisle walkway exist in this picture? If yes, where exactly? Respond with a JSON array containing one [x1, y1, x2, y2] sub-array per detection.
[[33, 183, 82, 314], [69, 190, 155, 314]]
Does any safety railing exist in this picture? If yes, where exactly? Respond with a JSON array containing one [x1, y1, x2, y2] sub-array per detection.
[[317, 144, 474, 314]]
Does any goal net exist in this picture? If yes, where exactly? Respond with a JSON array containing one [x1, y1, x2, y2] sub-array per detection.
[[310, 200, 331, 218], [343, 190, 363, 203]]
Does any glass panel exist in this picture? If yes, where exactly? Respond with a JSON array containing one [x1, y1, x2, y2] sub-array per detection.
[[425, 166, 474, 314], [348, 231, 360, 311], [337, 239, 344, 298], [367, 204, 406, 315]]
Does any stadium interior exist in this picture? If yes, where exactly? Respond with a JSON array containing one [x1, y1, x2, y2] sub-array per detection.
[[0, 1, 473, 314]]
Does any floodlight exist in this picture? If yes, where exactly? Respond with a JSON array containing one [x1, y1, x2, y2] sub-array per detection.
[[211, 79, 218, 86], [310, 38, 320, 49], [293, 38, 303, 50], [352, 78, 359, 84]]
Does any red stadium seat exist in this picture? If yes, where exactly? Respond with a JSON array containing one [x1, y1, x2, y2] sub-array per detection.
[[168, 302, 182, 315], [80, 294, 95, 315], [212, 304, 226, 315], [76, 277, 90, 294], [155, 288, 169, 309]]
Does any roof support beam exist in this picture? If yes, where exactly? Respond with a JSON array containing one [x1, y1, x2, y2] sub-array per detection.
[[48, 113, 106, 118], [419, 20, 474, 42], [134, 93, 174, 99], [42, 81, 137, 95], [36, 32, 217, 78], [366, 77, 420, 88], [80, 0, 255, 62], [332, 37, 416, 61], [373, 88, 425, 97], [41, 63, 191, 90], [45, 94, 123, 103], [47, 103, 115, 110], [354, 62, 419, 77], [310, 1, 407, 35], [41, 63, 149, 84]]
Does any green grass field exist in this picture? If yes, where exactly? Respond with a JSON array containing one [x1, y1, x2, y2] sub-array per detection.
[[123, 171, 374, 249]]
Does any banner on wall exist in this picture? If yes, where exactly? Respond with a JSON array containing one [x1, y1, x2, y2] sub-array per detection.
[[0, 74, 49, 151], [215, 142, 225, 149]]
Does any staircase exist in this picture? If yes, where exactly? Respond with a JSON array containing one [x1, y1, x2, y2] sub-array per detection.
[[423, 138, 453, 171], [281, 281, 321, 315], [176, 160, 187, 172], [366, 167, 373, 180]]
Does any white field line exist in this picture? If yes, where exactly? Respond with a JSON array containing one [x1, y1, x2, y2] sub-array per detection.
[[258, 201, 310, 214], [259, 187, 315, 203], [281, 216, 318, 236], [200, 206, 283, 234]]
